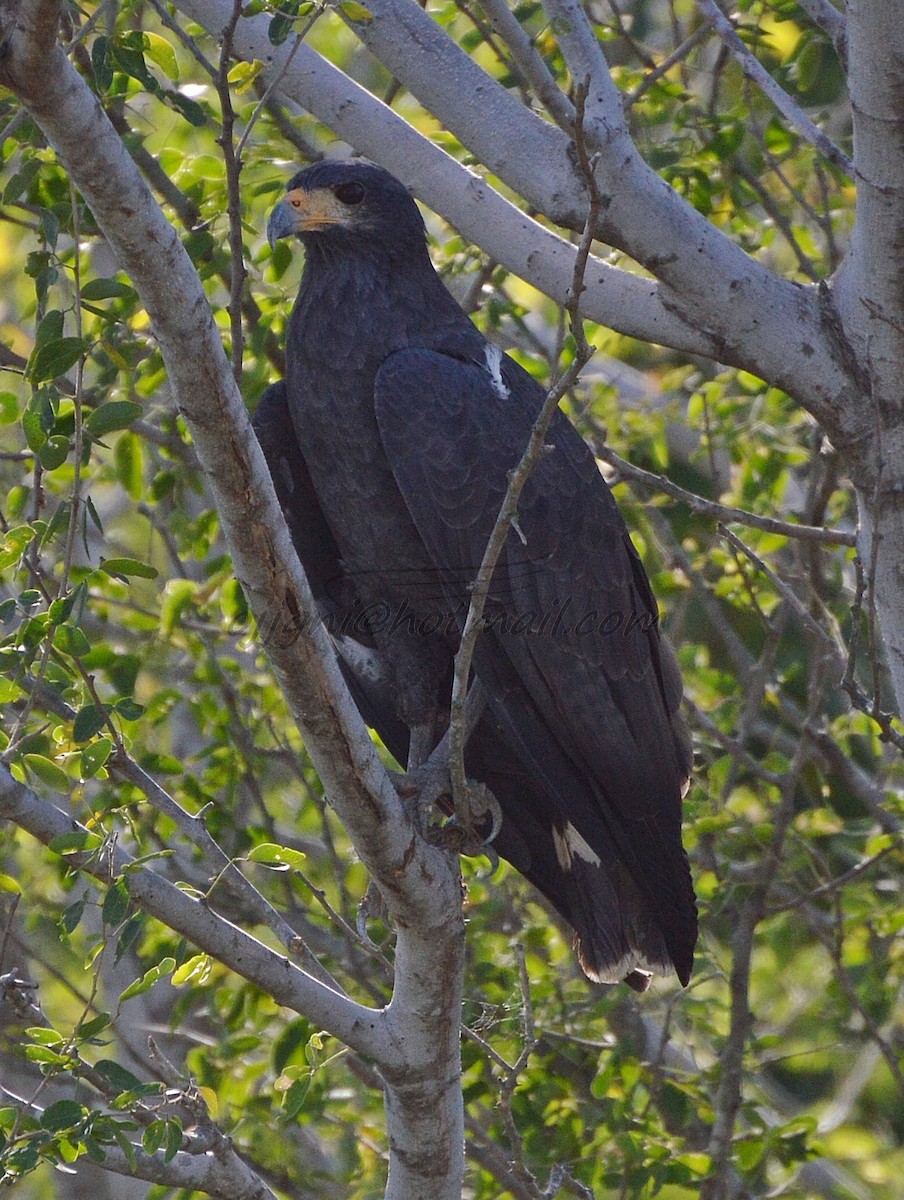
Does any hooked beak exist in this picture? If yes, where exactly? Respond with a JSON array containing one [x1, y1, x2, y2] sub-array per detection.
[[267, 187, 345, 247]]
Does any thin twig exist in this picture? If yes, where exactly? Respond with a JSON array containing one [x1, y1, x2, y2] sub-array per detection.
[[236, 10, 324, 162], [703, 661, 829, 1196], [592, 437, 856, 546], [215, 0, 247, 383], [447, 79, 600, 824], [717, 524, 845, 659], [625, 25, 709, 109], [694, 0, 851, 174]]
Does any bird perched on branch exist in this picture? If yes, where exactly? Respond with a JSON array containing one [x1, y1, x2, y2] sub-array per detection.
[[258, 158, 696, 990]]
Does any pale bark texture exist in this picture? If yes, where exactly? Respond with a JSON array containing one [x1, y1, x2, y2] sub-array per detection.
[[0, 0, 902, 1196], [169, 0, 904, 720], [0, 0, 465, 1195]]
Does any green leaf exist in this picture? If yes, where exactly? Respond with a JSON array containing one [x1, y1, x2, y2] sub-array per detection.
[[24, 753, 71, 792], [114, 431, 143, 500], [53, 624, 91, 657], [34, 310, 64, 348], [41, 209, 60, 250], [164, 90, 207, 127], [0, 873, 22, 894], [160, 578, 196, 635], [39, 434, 70, 470], [142, 1120, 167, 1156], [247, 842, 307, 871], [48, 584, 83, 625], [80, 279, 137, 301], [273, 1017, 314, 1074], [114, 910, 145, 964], [119, 957, 175, 1001], [268, 12, 294, 43], [338, 0, 373, 19], [40, 1100, 85, 1132], [93, 1060, 144, 1094], [21, 409, 46, 452], [73, 705, 108, 743], [2, 158, 41, 206], [26, 1026, 64, 1046], [77, 1012, 112, 1040], [81, 737, 114, 779], [49, 830, 103, 855], [183, 228, 215, 263], [143, 32, 179, 80], [86, 401, 143, 437], [25, 1045, 72, 1065], [0, 391, 18, 423], [0, 525, 36, 569], [282, 1074, 312, 1120], [171, 953, 212, 986], [25, 337, 89, 384], [102, 878, 130, 927], [92, 35, 113, 91], [163, 1118, 183, 1162], [60, 898, 86, 933], [99, 557, 158, 580], [227, 59, 264, 93], [113, 698, 145, 722]]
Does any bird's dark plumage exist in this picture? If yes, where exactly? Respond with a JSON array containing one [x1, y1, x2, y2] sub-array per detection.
[[257, 159, 696, 988]]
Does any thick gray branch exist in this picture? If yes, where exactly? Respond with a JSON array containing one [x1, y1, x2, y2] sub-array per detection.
[[175, 0, 720, 361], [0, 0, 465, 945], [0, 5, 470, 1192], [833, 5, 904, 715], [293, 0, 867, 455], [176, 0, 871, 460]]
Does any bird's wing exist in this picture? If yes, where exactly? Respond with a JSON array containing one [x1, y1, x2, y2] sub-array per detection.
[[375, 348, 696, 979], [252, 382, 412, 755]]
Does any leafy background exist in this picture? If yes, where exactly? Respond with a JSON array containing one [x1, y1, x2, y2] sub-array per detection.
[[0, 0, 902, 1197]]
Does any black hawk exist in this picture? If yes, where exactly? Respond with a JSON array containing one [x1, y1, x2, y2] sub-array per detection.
[[257, 159, 696, 990]]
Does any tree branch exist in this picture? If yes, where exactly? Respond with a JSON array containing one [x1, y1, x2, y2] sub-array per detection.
[[0, 764, 391, 1059], [796, 0, 847, 71], [473, 0, 574, 131], [0, 0, 463, 942], [293, 0, 869, 456], [0, 6, 475, 1194], [592, 440, 856, 546], [693, 0, 851, 174], [175, 0, 725, 362]]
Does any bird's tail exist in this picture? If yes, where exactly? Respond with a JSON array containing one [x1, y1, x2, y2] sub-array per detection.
[[547, 822, 675, 991]]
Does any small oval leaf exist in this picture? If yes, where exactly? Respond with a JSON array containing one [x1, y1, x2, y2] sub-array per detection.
[[86, 401, 143, 437]]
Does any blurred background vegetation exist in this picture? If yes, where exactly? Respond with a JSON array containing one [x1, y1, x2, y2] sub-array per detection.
[[0, 0, 901, 1197]]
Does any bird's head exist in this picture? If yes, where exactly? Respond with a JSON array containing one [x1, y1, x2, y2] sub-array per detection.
[[267, 160, 428, 260]]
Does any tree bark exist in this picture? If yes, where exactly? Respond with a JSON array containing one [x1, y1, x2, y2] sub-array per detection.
[[0, 2, 468, 1195]]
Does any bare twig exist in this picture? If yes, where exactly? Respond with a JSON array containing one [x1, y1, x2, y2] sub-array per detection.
[[703, 662, 828, 1197], [0, 763, 390, 1058], [215, 0, 247, 382], [447, 80, 600, 824], [236, 12, 323, 162], [625, 25, 709, 109], [474, 0, 575, 130], [694, 0, 851, 175], [592, 438, 856, 546], [717, 524, 845, 659]]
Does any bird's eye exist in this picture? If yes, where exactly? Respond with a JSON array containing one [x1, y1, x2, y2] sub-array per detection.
[[335, 181, 365, 206]]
